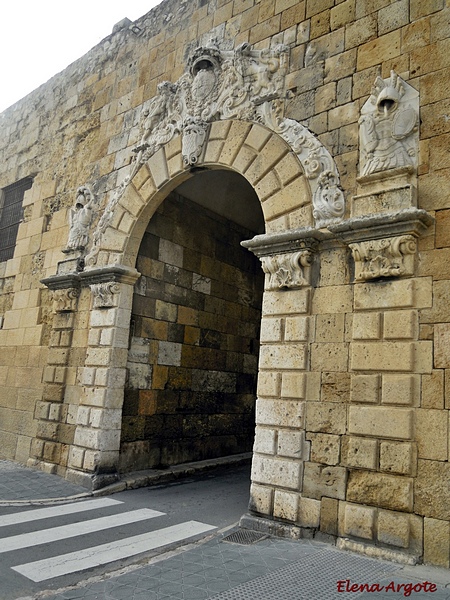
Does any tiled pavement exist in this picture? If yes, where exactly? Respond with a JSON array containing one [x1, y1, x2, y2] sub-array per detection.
[[1, 459, 450, 600]]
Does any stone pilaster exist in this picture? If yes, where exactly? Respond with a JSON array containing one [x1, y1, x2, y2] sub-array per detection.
[[65, 265, 140, 489], [31, 275, 80, 473]]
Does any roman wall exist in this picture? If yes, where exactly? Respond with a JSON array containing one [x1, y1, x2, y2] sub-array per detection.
[[0, 0, 449, 567]]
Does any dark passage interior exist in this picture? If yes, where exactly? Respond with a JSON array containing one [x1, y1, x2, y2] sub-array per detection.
[[119, 170, 265, 471]]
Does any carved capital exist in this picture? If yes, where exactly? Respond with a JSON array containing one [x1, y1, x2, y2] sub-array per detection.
[[90, 282, 121, 309], [349, 235, 416, 282], [260, 250, 312, 290], [52, 288, 80, 313]]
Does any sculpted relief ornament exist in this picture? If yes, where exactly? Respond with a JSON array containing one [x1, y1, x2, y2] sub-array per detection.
[[349, 235, 416, 282], [260, 250, 312, 290], [63, 186, 95, 254], [85, 41, 345, 267], [359, 71, 419, 179]]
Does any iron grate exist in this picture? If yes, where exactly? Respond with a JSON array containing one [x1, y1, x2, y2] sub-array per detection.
[[222, 529, 268, 545]]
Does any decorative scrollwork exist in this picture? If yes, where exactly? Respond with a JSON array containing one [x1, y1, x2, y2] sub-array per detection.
[[90, 282, 121, 309], [260, 250, 312, 290], [349, 235, 417, 281], [52, 288, 80, 313]]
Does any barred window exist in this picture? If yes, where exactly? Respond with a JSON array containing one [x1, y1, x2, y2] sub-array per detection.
[[0, 178, 33, 262]]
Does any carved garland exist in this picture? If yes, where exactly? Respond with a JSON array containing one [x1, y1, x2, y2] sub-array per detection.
[[85, 42, 345, 267]]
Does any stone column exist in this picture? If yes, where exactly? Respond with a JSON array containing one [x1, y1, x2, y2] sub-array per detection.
[[65, 265, 139, 489]]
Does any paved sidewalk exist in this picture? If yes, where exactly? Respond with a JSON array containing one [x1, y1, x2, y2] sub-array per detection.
[[41, 530, 450, 600], [2, 459, 450, 600], [0, 460, 88, 503]]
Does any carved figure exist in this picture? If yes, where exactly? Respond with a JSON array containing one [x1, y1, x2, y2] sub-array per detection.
[[63, 186, 94, 253], [360, 71, 418, 177]]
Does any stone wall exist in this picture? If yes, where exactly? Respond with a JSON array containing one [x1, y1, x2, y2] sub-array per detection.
[[121, 191, 264, 470], [0, 0, 449, 567]]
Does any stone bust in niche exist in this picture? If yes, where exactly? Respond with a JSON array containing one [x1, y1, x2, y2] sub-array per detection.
[[359, 71, 419, 178]]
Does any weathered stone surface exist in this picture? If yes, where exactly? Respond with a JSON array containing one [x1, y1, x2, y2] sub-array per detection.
[[251, 454, 302, 490], [307, 432, 340, 465], [303, 462, 347, 500], [306, 402, 347, 434], [298, 496, 321, 528], [415, 460, 450, 520], [377, 510, 410, 549], [350, 374, 379, 404], [343, 502, 376, 540], [342, 436, 378, 470], [379, 441, 416, 476], [349, 406, 413, 439], [319, 496, 339, 535], [347, 471, 413, 512], [424, 517, 450, 567]]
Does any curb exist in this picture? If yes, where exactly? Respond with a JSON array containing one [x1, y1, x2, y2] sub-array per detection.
[[0, 453, 252, 506]]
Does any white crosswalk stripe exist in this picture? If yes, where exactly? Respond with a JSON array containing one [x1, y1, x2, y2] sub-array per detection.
[[12, 521, 217, 582], [0, 508, 164, 553], [0, 497, 123, 527], [1, 498, 216, 582]]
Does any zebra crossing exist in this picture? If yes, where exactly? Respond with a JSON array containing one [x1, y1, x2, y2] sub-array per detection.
[[0, 496, 217, 583]]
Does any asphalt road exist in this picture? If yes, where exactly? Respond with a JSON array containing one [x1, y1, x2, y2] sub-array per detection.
[[0, 462, 252, 600]]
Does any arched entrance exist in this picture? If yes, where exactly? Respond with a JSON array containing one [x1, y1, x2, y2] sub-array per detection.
[[59, 118, 342, 489], [120, 169, 265, 471]]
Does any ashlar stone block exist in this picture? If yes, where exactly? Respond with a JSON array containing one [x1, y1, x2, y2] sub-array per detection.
[[253, 427, 277, 455], [249, 483, 273, 516], [257, 371, 280, 397], [251, 454, 302, 490], [306, 402, 347, 434], [277, 429, 306, 459], [347, 470, 413, 512], [259, 343, 307, 370], [378, 510, 410, 549], [354, 280, 414, 311], [352, 312, 381, 340], [343, 503, 376, 540], [321, 372, 351, 403], [349, 406, 413, 440], [435, 323, 450, 368], [315, 313, 345, 343], [302, 463, 347, 500], [350, 374, 380, 404], [256, 399, 304, 428], [320, 497, 339, 536], [424, 518, 450, 568], [298, 496, 321, 528], [273, 490, 299, 522], [415, 460, 450, 520], [284, 316, 310, 341], [416, 409, 448, 460], [307, 432, 340, 465], [381, 374, 419, 406], [281, 372, 306, 399], [351, 342, 413, 372], [379, 441, 416, 476], [342, 436, 378, 470], [383, 310, 417, 339]]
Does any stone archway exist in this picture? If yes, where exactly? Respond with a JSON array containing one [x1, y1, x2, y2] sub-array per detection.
[[41, 41, 347, 489], [60, 115, 338, 489]]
